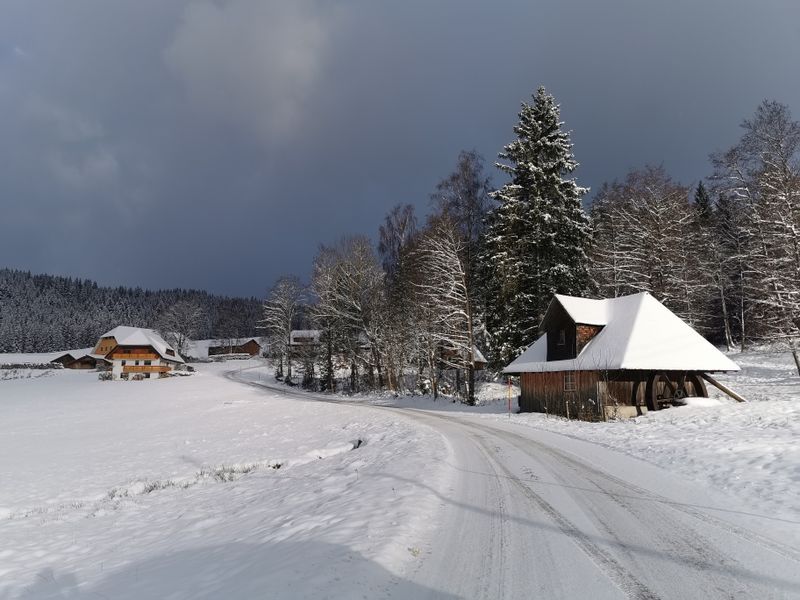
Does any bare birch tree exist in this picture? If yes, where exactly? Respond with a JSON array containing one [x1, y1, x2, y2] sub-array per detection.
[[415, 217, 477, 404], [260, 276, 305, 382], [157, 300, 208, 357]]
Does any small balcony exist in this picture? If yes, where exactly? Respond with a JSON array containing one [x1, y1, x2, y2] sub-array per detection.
[[122, 365, 170, 373]]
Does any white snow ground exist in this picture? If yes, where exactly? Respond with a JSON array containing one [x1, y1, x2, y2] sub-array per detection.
[[0, 361, 449, 599], [253, 350, 800, 527], [2, 350, 799, 598]]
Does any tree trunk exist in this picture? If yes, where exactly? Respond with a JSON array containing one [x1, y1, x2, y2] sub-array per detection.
[[467, 364, 475, 406], [429, 349, 438, 400], [792, 347, 800, 378], [719, 284, 734, 351], [373, 348, 384, 390], [325, 336, 334, 391], [350, 360, 358, 393]]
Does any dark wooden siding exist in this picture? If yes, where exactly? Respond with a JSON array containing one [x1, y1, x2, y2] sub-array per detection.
[[545, 302, 577, 361], [520, 371, 603, 420], [208, 340, 261, 356], [520, 370, 652, 420], [519, 370, 709, 420]]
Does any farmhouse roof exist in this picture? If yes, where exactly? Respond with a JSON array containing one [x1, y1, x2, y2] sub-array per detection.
[[99, 326, 184, 363], [504, 292, 739, 373]]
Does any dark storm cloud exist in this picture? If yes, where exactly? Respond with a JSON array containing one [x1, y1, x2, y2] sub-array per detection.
[[1, 0, 799, 297]]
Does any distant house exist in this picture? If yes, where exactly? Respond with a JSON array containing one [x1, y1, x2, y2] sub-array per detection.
[[290, 330, 321, 347], [50, 352, 79, 367], [289, 330, 321, 358], [504, 292, 740, 420], [208, 338, 262, 357], [440, 345, 488, 370], [50, 349, 110, 370], [94, 326, 184, 380], [183, 337, 266, 360]]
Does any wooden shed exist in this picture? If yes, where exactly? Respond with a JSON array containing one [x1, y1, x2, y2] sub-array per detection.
[[504, 292, 741, 420]]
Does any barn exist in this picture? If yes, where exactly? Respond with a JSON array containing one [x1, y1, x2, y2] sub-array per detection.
[[50, 349, 110, 370], [503, 292, 741, 420], [208, 339, 262, 357]]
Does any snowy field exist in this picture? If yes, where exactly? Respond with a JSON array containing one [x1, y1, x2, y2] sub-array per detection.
[[0, 361, 449, 598], [1, 349, 799, 598]]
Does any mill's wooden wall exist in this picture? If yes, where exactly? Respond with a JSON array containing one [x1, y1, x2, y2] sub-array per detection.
[[519, 370, 650, 420], [519, 370, 708, 420]]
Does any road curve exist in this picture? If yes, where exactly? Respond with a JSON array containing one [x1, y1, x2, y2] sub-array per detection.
[[228, 368, 800, 599]]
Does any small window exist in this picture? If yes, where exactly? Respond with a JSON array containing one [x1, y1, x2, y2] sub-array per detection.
[[135, 360, 139, 366], [557, 330, 566, 346], [121, 360, 126, 366], [564, 371, 576, 392], [145, 373, 150, 379], [144, 360, 151, 366]]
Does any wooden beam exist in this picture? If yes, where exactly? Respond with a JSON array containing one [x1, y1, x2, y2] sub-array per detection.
[[701, 374, 747, 403], [658, 372, 677, 395]]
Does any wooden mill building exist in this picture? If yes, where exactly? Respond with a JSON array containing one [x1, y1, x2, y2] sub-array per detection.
[[504, 292, 740, 420]]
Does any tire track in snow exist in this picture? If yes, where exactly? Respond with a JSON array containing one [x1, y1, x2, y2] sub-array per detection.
[[469, 433, 661, 600], [470, 420, 800, 566], [230, 368, 800, 597]]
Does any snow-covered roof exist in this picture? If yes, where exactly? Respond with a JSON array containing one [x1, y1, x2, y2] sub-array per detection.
[[545, 294, 609, 326], [51, 347, 95, 362], [505, 292, 740, 373], [99, 326, 184, 363]]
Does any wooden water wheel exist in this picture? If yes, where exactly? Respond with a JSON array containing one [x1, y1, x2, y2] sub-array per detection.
[[645, 371, 708, 411]]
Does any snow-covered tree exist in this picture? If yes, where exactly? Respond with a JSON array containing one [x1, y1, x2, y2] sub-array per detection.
[[589, 166, 713, 330], [712, 100, 800, 373], [260, 276, 305, 381], [311, 237, 387, 392], [481, 87, 591, 367], [157, 300, 207, 356], [415, 216, 478, 403], [377, 204, 420, 392]]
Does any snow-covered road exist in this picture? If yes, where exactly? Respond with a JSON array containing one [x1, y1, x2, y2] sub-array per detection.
[[241, 373, 800, 599]]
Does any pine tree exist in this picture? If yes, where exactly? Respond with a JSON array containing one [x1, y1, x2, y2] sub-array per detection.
[[694, 182, 713, 226], [481, 87, 591, 367]]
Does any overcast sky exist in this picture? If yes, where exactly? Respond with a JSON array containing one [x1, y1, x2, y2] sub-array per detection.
[[1, 1, 798, 298]]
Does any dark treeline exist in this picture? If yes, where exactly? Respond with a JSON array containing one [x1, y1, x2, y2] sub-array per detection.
[[262, 89, 800, 399], [0, 268, 261, 353]]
